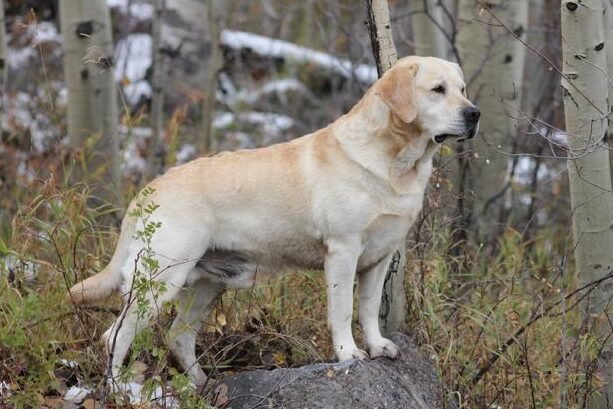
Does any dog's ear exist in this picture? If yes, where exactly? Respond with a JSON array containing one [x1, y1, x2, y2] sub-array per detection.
[[374, 63, 419, 124]]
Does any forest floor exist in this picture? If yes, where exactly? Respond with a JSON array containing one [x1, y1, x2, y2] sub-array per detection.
[[0, 175, 606, 408]]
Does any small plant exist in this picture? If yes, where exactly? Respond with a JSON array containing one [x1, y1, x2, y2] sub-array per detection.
[[127, 186, 166, 320]]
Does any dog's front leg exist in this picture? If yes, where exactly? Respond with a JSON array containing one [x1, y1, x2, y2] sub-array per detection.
[[324, 238, 368, 361], [358, 253, 400, 359]]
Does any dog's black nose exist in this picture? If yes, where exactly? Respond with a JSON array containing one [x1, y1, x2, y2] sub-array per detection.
[[463, 106, 481, 123]]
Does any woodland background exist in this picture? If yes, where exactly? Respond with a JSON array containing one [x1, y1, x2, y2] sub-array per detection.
[[0, 0, 613, 408]]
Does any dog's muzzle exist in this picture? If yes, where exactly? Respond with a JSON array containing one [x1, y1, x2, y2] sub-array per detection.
[[434, 106, 480, 143]]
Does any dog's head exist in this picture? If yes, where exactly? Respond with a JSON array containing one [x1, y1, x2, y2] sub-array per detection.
[[374, 56, 480, 143]]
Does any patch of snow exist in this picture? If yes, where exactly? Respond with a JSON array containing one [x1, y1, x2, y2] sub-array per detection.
[[115, 34, 153, 105], [118, 125, 153, 139], [217, 72, 239, 105], [118, 125, 151, 175], [130, 3, 155, 20], [7, 91, 59, 153], [115, 33, 152, 82], [513, 156, 547, 184], [120, 382, 178, 407], [107, 0, 154, 21], [176, 143, 197, 164], [213, 112, 235, 129], [221, 30, 377, 84], [64, 385, 93, 403], [242, 111, 295, 135], [57, 87, 68, 107], [32, 22, 61, 45], [7, 22, 60, 69], [223, 131, 257, 149], [122, 81, 152, 106], [10, 93, 33, 128], [219, 72, 238, 96], [213, 111, 294, 143], [0, 381, 10, 398], [58, 359, 78, 368], [7, 47, 36, 70], [107, 0, 127, 7], [537, 126, 567, 147], [549, 130, 568, 146], [235, 78, 308, 105], [121, 138, 148, 175]]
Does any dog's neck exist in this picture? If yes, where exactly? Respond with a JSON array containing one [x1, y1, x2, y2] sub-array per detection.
[[332, 89, 438, 194]]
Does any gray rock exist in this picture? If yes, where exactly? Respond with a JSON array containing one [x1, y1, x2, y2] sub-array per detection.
[[213, 333, 446, 409]]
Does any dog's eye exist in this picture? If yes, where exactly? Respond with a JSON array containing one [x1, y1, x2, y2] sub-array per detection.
[[432, 85, 446, 94], [461, 87, 466, 94]]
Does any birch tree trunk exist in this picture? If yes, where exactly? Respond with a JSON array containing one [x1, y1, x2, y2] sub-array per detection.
[[365, 0, 406, 335], [159, 0, 225, 154], [605, 0, 613, 184], [561, 0, 613, 405], [200, 0, 223, 153], [455, 0, 528, 242], [0, 0, 7, 136], [146, 0, 166, 179], [409, 0, 447, 58], [60, 0, 120, 205], [0, 0, 10, 228], [366, 0, 398, 76]]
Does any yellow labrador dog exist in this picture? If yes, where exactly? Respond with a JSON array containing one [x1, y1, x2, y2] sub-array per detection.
[[70, 56, 479, 387]]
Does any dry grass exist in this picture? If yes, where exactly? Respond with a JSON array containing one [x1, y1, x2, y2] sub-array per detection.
[[0, 155, 609, 408]]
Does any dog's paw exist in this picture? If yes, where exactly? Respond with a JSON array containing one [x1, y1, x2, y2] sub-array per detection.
[[336, 345, 369, 362], [368, 338, 400, 359]]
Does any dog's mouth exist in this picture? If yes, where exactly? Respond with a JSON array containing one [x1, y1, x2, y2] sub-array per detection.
[[434, 133, 468, 144], [434, 127, 478, 144]]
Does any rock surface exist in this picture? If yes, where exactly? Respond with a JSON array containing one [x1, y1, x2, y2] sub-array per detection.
[[213, 333, 447, 409]]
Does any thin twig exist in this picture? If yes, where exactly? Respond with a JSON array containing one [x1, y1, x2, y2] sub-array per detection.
[[470, 269, 613, 387]]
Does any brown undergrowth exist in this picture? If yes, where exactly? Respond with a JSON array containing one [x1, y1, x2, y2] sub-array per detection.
[[0, 166, 609, 408]]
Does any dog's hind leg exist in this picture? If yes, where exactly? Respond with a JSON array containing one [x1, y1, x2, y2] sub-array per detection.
[[104, 260, 195, 392], [168, 277, 223, 386]]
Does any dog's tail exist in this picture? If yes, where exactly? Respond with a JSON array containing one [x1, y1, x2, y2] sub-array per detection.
[[68, 215, 136, 305], [68, 263, 122, 305]]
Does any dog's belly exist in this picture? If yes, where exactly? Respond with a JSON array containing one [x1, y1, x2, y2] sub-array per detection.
[[194, 237, 327, 288], [195, 214, 416, 288]]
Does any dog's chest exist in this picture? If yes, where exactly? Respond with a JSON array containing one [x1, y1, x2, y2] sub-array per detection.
[[359, 210, 417, 266]]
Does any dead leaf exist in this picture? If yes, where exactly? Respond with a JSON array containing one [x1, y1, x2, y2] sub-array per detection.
[[43, 396, 63, 408], [130, 360, 148, 376], [81, 398, 96, 409], [214, 383, 229, 407], [273, 352, 286, 366], [216, 312, 227, 327]]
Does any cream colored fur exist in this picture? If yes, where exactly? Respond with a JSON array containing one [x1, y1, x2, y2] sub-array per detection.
[[68, 56, 478, 389]]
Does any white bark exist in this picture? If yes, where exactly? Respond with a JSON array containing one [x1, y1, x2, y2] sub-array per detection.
[[455, 0, 528, 240], [160, 0, 216, 99], [365, 0, 405, 334], [562, 0, 613, 406], [605, 0, 613, 184], [156, 0, 226, 154], [366, 0, 398, 74], [200, 0, 224, 153], [0, 0, 6, 135], [0, 0, 6, 231], [146, 0, 166, 179], [409, 0, 447, 58], [60, 0, 119, 202]]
